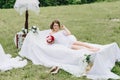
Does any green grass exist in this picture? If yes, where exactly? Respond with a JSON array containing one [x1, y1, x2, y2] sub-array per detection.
[[0, 1, 120, 80]]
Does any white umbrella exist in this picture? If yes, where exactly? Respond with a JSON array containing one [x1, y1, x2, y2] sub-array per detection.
[[14, 0, 40, 32]]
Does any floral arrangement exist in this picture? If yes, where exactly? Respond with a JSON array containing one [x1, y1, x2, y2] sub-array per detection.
[[15, 26, 39, 49], [83, 54, 91, 64], [30, 26, 39, 33], [46, 35, 55, 44], [14, 28, 27, 49]]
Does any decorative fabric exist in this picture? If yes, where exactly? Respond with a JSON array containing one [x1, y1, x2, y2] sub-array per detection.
[[14, 32, 26, 49], [0, 44, 27, 71], [14, 0, 40, 15]]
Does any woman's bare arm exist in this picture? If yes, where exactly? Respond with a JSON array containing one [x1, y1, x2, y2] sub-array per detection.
[[61, 25, 71, 35]]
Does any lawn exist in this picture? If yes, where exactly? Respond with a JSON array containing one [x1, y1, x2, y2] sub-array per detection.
[[0, 1, 120, 80]]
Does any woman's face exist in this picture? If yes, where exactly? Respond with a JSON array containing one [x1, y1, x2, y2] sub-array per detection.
[[53, 23, 60, 32]]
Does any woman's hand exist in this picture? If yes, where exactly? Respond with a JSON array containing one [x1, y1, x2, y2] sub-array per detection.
[[61, 25, 71, 35], [61, 25, 66, 30]]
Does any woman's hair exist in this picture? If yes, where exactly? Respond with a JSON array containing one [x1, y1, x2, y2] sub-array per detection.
[[50, 20, 61, 29]]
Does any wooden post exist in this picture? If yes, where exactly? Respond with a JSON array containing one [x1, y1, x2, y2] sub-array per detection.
[[25, 10, 29, 33]]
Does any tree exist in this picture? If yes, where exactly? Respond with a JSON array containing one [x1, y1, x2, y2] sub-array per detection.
[[0, 0, 15, 8]]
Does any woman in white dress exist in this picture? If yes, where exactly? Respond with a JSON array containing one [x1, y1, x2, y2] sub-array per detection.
[[48, 19, 100, 74], [18, 19, 120, 79], [48, 20, 99, 52]]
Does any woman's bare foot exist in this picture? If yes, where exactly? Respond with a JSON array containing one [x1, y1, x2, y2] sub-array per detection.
[[51, 67, 59, 74], [49, 66, 57, 73], [49, 66, 59, 74]]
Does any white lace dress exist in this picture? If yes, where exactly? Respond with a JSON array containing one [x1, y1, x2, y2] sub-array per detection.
[[51, 30, 77, 48]]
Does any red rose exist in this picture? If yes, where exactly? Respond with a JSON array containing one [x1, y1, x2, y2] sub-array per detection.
[[46, 35, 55, 44]]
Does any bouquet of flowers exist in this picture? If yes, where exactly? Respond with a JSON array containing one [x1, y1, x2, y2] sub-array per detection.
[[83, 54, 91, 64], [84, 54, 93, 73], [46, 35, 55, 44], [85, 54, 91, 64]]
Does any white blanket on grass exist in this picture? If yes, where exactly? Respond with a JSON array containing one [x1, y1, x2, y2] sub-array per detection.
[[19, 29, 120, 79], [0, 44, 27, 71]]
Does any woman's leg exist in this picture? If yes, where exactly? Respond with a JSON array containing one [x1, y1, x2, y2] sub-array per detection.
[[73, 41, 100, 51], [71, 44, 86, 50], [73, 41, 93, 48], [71, 42, 99, 52]]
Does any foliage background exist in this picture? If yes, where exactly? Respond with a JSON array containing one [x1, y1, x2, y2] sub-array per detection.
[[0, 0, 119, 8]]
